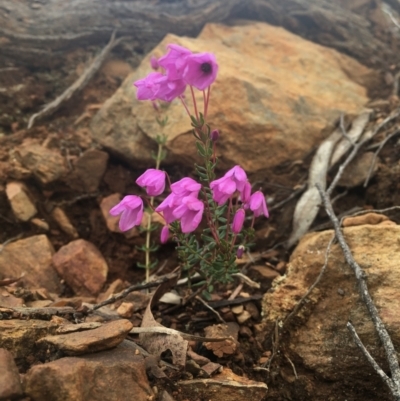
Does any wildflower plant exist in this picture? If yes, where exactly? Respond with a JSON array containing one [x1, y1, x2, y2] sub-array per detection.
[[111, 43, 269, 296]]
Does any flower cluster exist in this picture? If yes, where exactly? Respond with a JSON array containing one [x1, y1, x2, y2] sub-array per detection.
[[134, 44, 218, 102], [110, 166, 268, 241]]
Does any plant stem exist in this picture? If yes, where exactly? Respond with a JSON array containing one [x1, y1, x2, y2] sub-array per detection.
[[144, 141, 164, 282]]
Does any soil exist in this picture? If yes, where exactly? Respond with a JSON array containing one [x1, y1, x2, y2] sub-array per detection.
[[1, 40, 400, 401]]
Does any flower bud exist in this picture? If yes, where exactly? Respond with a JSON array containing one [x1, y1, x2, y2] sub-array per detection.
[[150, 56, 159, 70], [232, 208, 245, 234], [160, 226, 169, 244], [210, 129, 219, 142], [236, 245, 245, 259]]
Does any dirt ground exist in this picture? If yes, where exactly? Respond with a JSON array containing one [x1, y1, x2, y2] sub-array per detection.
[[1, 40, 400, 400]]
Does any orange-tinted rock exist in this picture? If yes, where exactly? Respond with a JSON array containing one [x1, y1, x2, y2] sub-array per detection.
[[91, 22, 370, 176], [52, 239, 108, 296], [258, 225, 400, 398], [51, 207, 79, 238], [15, 142, 67, 184], [0, 235, 60, 293], [0, 348, 23, 400], [6, 181, 37, 221], [37, 319, 133, 355], [24, 344, 154, 401], [68, 149, 109, 192]]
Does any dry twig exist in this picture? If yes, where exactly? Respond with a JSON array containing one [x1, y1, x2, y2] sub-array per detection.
[[28, 30, 127, 129]]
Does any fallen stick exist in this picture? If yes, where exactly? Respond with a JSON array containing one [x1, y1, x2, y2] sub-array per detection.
[[27, 30, 127, 129]]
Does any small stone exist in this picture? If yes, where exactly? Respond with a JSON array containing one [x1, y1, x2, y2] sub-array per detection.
[[6, 181, 37, 221], [244, 302, 260, 320], [37, 319, 133, 355], [24, 344, 154, 401], [69, 149, 109, 192], [52, 239, 108, 296], [200, 361, 222, 377], [97, 279, 126, 303], [0, 235, 60, 293], [231, 305, 244, 315], [0, 289, 24, 308], [99, 194, 139, 238], [0, 348, 23, 400], [51, 207, 79, 238], [31, 217, 50, 231], [239, 326, 253, 338], [15, 142, 67, 185], [117, 302, 134, 318], [236, 310, 252, 324]]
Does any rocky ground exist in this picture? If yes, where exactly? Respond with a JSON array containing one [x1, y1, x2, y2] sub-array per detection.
[[1, 13, 400, 401]]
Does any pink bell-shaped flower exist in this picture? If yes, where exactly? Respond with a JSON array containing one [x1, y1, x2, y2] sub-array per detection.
[[183, 52, 218, 90], [109, 195, 144, 232], [249, 191, 269, 218], [136, 169, 166, 197]]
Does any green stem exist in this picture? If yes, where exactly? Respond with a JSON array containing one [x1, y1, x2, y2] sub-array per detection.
[[144, 141, 164, 282]]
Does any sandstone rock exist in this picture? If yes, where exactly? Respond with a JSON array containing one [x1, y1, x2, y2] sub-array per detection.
[[179, 367, 267, 401], [0, 288, 24, 308], [0, 235, 60, 293], [24, 344, 154, 401], [51, 206, 79, 238], [68, 148, 109, 192], [52, 239, 108, 296], [0, 348, 23, 400], [99, 194, 139, 238], [91, 22, 370, 176], [14, 142, 67, 185], [0, 319, 58, 365], [37, 319, 133, 355], [6, 181, 37, 221], [342, 212, 391, 227], [258, 224, 400, 399], [31, 217, 50, 231]]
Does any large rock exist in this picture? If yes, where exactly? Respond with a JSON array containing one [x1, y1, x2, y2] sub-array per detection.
[[24, 344, 154, 401], [0, 235, 61, 293], [0, 348, 23, 400], [91, 22, 371, 175], [52, 239, 108, 296], [257, 224, 400, 400]]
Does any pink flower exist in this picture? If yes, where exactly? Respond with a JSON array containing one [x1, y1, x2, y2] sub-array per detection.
[[150, 56, 159, 70], [183, 52, 218, 90], [155, 193, 179, 224], [240, 181, 252, 204], [160, 226, 169, 244], [154, 76, 186, 102], [249, 191, 269, 218], [232, 209, 245, 234], [109, 195, 144, 232], [158, 44, 192, 80], [171, 177, 201, 198], [210, 165, 248, 206], [133, 72, 164, 101], [136, 169, 166, 197], [172, 196, 204, 233]]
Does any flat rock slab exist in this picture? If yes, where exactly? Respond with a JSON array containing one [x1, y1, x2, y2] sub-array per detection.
[[0, 234, 60, 294], [0, 348, 23, 400], [37, 319, 133, 355], [52, 239, 108, 296], [91, 22, 371, 176], [24, 344, 154, 401], [179, 367, 268, 401], [0, 319, 58, 364], [258, 224, 400, 399], [5, 181, 37, 221]]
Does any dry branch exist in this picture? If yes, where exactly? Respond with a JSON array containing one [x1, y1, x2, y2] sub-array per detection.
[[27, 30, 125, 129]]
